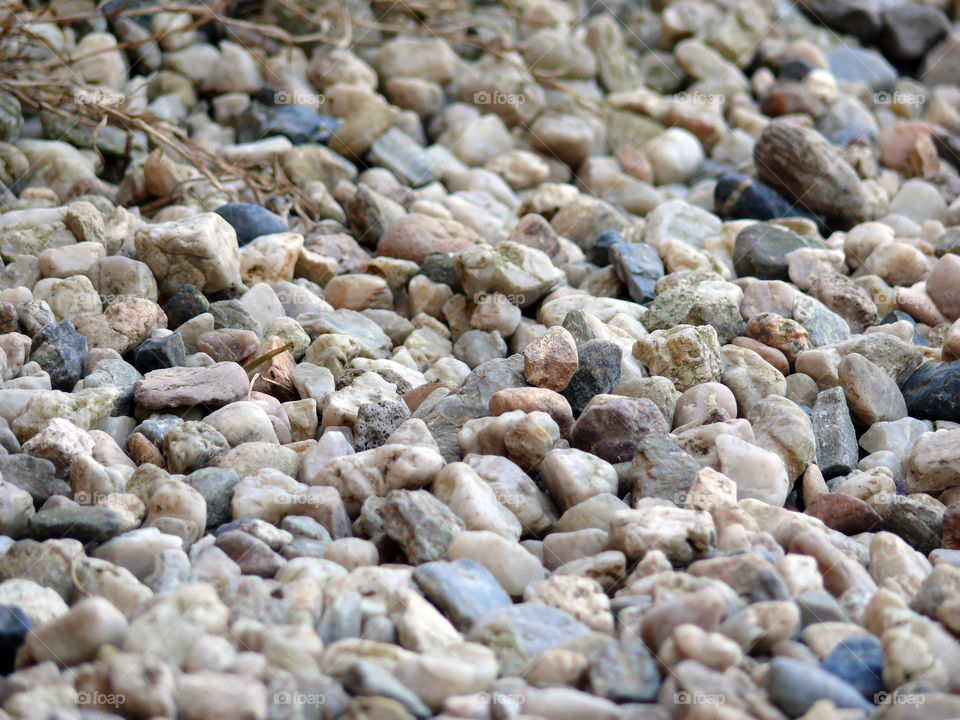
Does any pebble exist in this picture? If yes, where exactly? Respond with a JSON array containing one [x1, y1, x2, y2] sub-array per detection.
[[812, 387, 859, 478], [1, 3, 960, 715]]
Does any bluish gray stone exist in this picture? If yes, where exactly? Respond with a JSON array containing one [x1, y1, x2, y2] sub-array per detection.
[[766, 657, 874, 717], [413, 559, 512, 632], [215, 202, 288, 246], [820, 635, 883, 699], [610, 242, 663, 304]]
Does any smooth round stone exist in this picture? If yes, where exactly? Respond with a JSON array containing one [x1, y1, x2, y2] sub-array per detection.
[[805, 492, 882, 535], [733, 223, 824, 282], [765, 656, 874, 716], [826, 46, 896, 91], [644, 128, 705, 186], [214, 202, 287, 247]]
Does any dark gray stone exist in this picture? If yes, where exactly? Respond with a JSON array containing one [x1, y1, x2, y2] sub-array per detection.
[[561, 309, 597, 345], [902, 361, 960, 422], [0, 605, 29, 674], [210, 299, 263, 336], [183, 467, 241, 529], [417, 355, 527, 462], [733, 224, 824, 282], [31, 319, 87, 391], [630, 434, 704, 503], [820, 635, 883, 700], [163, 285, 209, 330], [811, 387, 858, 478], [127, 334, 186, 374], [28, 506, 126, 544], [353, 400, 411, 452], [0, 456, 65, 508], [382, 489, 465, 564], [468, 604, 593, 674], [317, 590, 363, 645], [562, 340, 622, 415], [881, 5, 950, 62], [800, 0, 881, 43]]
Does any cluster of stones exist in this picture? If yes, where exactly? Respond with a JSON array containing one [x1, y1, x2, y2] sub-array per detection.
[[1, 0, 960, 718]]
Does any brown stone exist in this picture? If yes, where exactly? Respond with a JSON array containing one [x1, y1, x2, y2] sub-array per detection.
[[196, 329, 260, 363], [403, 380, 455, 413], [522, 326, 578, 392], [729, 337, 789, 376], [571, 394, 669, 464], [943, 502, 960, 550], [927, 254, 960, 321], [789, 530, 877, 597], [805, 492, 882, 535], [744, 312, 811, 366], [376, 214, 482, 264], [489, 387, 573, 436], [127, 432, 165, 469], [641, 587, 726, 651]]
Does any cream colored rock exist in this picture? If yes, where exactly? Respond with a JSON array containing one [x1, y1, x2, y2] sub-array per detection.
[[447, 530, 546, 596], [25, 596, 127, 666], [302, 443, 443, 516], [134, 213, 241, 295], [432, 462, 522, 540]]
